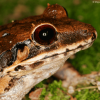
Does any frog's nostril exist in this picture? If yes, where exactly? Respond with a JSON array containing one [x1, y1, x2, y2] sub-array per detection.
[[92, 31, 97, 40]]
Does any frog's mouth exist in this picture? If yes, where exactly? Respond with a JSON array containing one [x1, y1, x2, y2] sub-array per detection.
[[42, 42, 93, 60]]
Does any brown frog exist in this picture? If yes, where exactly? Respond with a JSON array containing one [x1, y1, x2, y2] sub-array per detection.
[[0, 4, 97, 100]]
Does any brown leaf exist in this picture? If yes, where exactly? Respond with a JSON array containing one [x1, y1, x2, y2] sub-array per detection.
[[29, 88, 43, 100]]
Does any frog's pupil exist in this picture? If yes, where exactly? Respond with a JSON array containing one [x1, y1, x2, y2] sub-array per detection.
[[39, 28, 53, 40], [43, 33, 47, 36]]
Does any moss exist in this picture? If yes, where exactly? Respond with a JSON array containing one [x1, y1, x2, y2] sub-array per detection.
[[75, 89, 100, 100], [39, 80, 70, 100]]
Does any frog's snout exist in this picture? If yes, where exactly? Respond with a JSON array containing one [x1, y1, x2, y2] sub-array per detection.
[[92, 31, 97, 40]]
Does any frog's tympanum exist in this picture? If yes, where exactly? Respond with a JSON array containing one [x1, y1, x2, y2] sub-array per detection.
[[0, 4, 97, 100]]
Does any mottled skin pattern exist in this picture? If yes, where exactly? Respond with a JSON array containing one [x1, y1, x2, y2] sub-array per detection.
[[0, 4, 97, 100]]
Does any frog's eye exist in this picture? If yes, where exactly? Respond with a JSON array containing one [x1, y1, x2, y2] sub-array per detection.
[[32, 24, 57, 45]]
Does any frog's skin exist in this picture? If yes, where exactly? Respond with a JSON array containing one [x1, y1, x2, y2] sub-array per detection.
[[0, 4, 97, 100]]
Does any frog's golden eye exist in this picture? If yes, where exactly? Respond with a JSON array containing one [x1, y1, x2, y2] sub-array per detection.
[[32, 24, 57, 45]]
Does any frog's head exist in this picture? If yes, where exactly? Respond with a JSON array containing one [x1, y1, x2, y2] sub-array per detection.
[[0, 4, 97, 99]]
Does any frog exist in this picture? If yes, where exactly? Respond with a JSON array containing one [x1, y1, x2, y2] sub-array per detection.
[[0, 3, 97, 100]]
